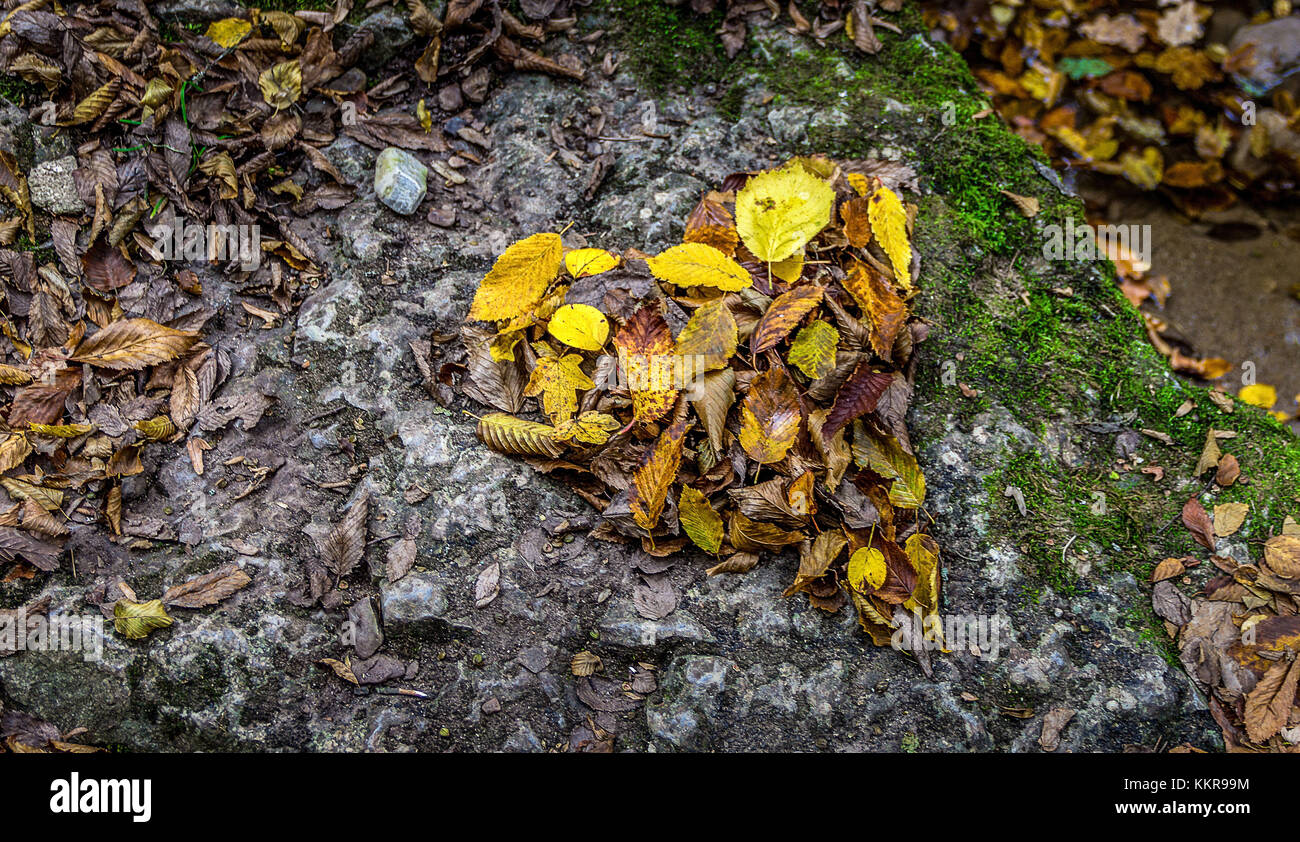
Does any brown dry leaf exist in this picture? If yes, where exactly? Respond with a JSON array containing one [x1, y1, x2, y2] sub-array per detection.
[[614, 305, 678, 426], [317, 491, 370, 578], [1244, 656, 1300, 745], [1213, 502, 1248, 538], [162, 564, 252, 608], [1151, 557, 1186, 582], [1263, 535, 1300, 579], [1181, 496, 1216, 551], [751, 284, 824, 354], [71, 319, 198, 370], [738, 367, 801, 464], [474, 561, 500, 608]]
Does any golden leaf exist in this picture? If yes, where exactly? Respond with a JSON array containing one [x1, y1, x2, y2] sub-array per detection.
[[852, 421, 926, 509], [113, 599, 174, 640], [787, 319, 839, 380], [679, 486, 724, 554], [630, 414, 688, 533], [553, 411, 620, 445], [524, 350, 593, 423], [673, 298, 737, 372], [205, 17, 252, 48], [564, 248, 620, 278], [67, 78, 121, 126], [0, 363, 32, 385], [475, 412, 563, 458], [258, 60, 302, 110], [28, 423, 94, 438], [735, 163, 834, 262], [547, 303, 609, 351], [738, 367, 801, 464], [469, 232, 564, 322], [71, 318, 199, 370], [0, 433, 31, 473], [1238, 384, 1277, 410], [645, 242, 752, 291], [571, 651, 603, 676], [614, 306, 678, 426], [135, 415, 176, 441], [847, 546, 887, 592], [903, 533, 941, 614], [867, 185, 912, 293]]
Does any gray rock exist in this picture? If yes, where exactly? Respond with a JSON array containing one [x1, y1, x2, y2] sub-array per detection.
[[380, 573, 449, 628], [374, 147, 427, 215], [28, 155, 84, 215], [1228, 16, 1300, 94]]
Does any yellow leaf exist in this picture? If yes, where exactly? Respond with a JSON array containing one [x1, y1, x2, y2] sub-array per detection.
[[28, 423, 94, 438], [903, 533, 940, 613], [645, 242, 751, 291], [134, 415, 176, 441], [630, 414, 688, 533], [868, 185, 912, 293], [113, 599, 174, 640], [258, 60, 302, 110], [787, 319, 839, 380], [1238, 384, 1277, 410], [852, 421, 925, 509], [553, 411, 620, 445], [206, 17, 252, 48], [0, 433, 31, 473], [679, 486, 723, 554], [523, 350, 593, 423], [564, 248, 620, 278], [847, 546, 887, 592], [416, 98, 432, 133], [469, 232, 564, 322], [547, 303, 608, 351], [673, 298, 737, 372], [735, 163, 834, 263], [475, 412, 563, 458]]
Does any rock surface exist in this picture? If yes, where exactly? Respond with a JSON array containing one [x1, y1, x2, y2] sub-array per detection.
[[0, 9, 1257, 754], [27, 155, 84, 215]]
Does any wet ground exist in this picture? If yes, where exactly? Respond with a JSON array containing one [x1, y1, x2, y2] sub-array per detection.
[[1090, 186, 1300, 427]]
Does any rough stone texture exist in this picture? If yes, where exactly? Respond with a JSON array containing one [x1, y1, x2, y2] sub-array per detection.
[[27, 155, 84, 215], [374, 146, 428, 216], [0, 15, 1236, 753]]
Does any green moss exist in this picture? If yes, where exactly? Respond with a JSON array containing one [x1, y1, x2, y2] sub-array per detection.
[[596, 0, 728, 93], [0, 75, 41, 109]]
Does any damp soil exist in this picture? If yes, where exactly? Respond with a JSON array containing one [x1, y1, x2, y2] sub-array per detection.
[[1089, 186, 1300, 428]]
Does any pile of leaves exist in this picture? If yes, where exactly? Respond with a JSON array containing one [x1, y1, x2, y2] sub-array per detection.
[[1155, 478, 1300, 751], [453, 155, 944, 668], [924, 1, 1300, 214]]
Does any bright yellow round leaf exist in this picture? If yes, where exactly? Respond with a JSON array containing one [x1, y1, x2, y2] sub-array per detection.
[[847, 546, 887, 592], [547, 304, 609, 352]]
